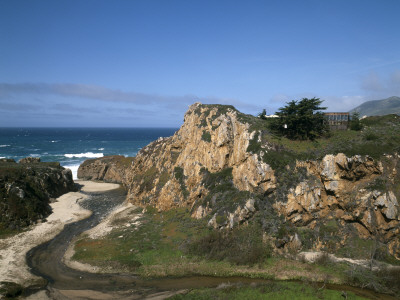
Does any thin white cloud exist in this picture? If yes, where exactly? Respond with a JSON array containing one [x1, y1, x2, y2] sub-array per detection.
[[360, 70, 400, 97], [0, 82, 263, 126], [0, 82, 257, 109], [323, 95, 366, 112], [0, 82, 194, 106]]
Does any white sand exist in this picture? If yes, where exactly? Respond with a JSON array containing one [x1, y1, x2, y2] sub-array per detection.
[[0, 181, 119, 287], [77, 180, 120, 193]]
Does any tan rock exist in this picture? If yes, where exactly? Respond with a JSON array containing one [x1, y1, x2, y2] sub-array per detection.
[[353, 223, 370, 238]]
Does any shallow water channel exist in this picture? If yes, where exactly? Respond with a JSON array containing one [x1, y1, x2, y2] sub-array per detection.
[[26, 187, 396, 299]]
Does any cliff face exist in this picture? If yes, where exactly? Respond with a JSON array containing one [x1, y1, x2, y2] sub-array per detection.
[[275, 153, 400, 259], [78, 103, 400, 259], [124, 103, 275, 211], [0, 159, 76, 229]]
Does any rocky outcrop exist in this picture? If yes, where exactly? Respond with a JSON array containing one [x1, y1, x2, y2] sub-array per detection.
[[77, 155, 133, 183], [78, 103, 400, 260], [0, 158, 76, 229], [275, 153, 400, 259], [123, 103, 276, 212], [19, 157, 41, 164]]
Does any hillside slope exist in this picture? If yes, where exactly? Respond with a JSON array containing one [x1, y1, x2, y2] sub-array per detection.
[[351, 96, 400, 116], [79, 103, 400, 260]]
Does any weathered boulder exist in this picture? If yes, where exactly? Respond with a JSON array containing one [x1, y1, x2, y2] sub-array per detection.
[[19, 157, 41, 164]]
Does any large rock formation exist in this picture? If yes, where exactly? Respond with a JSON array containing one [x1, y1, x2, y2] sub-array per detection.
[[125, 103, 276, 210], [79, 103, 276, 213], [0, 158, 76, 229], [78, 155, 133, 183], [275, 153, 400, 258], [78, 103, 400, 260]]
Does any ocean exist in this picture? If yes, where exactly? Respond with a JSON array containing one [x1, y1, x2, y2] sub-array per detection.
[[0, 128, 178, 179]]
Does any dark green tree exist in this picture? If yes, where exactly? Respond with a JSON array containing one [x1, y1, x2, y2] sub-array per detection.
[[270, 97, 328, 140], [350, 112, 363, 131], [258, 108, 267, 120]]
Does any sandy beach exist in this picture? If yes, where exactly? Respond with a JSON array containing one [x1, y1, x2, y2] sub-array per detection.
[[0, 180, 119, 287]]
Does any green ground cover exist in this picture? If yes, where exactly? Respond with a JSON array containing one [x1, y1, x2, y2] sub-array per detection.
[[72, 206, 400, 297], [258, 114, 400, 162], [72, 208, 343, 281], [168, 281, 367, 300]]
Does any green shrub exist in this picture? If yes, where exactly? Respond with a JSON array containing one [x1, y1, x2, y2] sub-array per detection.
[[363, 131, 379, 141], [247, 132, 262, 153], [174, 167, 189, 199], [350, 112, 363, 131], [186, 223, 271, 265], [200, 168, 252, 213], [0, 281, 24, 298], [201, 130, 212, 142]]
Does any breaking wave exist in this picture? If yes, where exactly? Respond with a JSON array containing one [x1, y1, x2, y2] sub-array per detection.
[[64, 152, 104, 158]]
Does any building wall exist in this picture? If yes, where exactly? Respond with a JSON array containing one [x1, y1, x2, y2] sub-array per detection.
[[324, 112, 349, 130]]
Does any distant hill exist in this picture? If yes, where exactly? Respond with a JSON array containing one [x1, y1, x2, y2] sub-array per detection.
[[350, 96, 400, 116]]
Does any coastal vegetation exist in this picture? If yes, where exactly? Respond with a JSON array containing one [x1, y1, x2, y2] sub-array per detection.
[[72, 206, 338, 279], [169, 282, 367, 300], [72, 205, 400, 297], [269, 97, 328, 140], [0, 158, 75, 231], [67, 103, 400, 297], [253, 113, 400, 162]]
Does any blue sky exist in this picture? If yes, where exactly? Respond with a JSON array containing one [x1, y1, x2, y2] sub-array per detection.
[[1, 0, 399, 127]]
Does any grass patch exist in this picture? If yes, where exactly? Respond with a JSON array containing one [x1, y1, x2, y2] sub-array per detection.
[[157, 171, 170, 190], [169, 281, 367, 300], [252, 114, 400, 165], [71, 207, 340, 283], [345, 264, 400, 296], [186, 223, 272, 265], [201, 130, 212, 142], [200, 167, 252, 213], [72, 207, 209, 273], [337, 235, 375, 259], [247, 132, 262, 154], [0, 225, 21, 239], [174, 167, 189, 199]]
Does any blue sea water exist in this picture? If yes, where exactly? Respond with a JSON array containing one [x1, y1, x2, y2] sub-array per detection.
[[0, 128, 178, 179]]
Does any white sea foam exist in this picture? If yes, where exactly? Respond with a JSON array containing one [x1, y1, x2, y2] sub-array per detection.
[[64, 152, 103, 158], [0, 145, 10, 148], [98, 148, 105, 151], [51, 140, 59, 143], [64, 165, 80, 180], [0, 157, 5, 159]]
